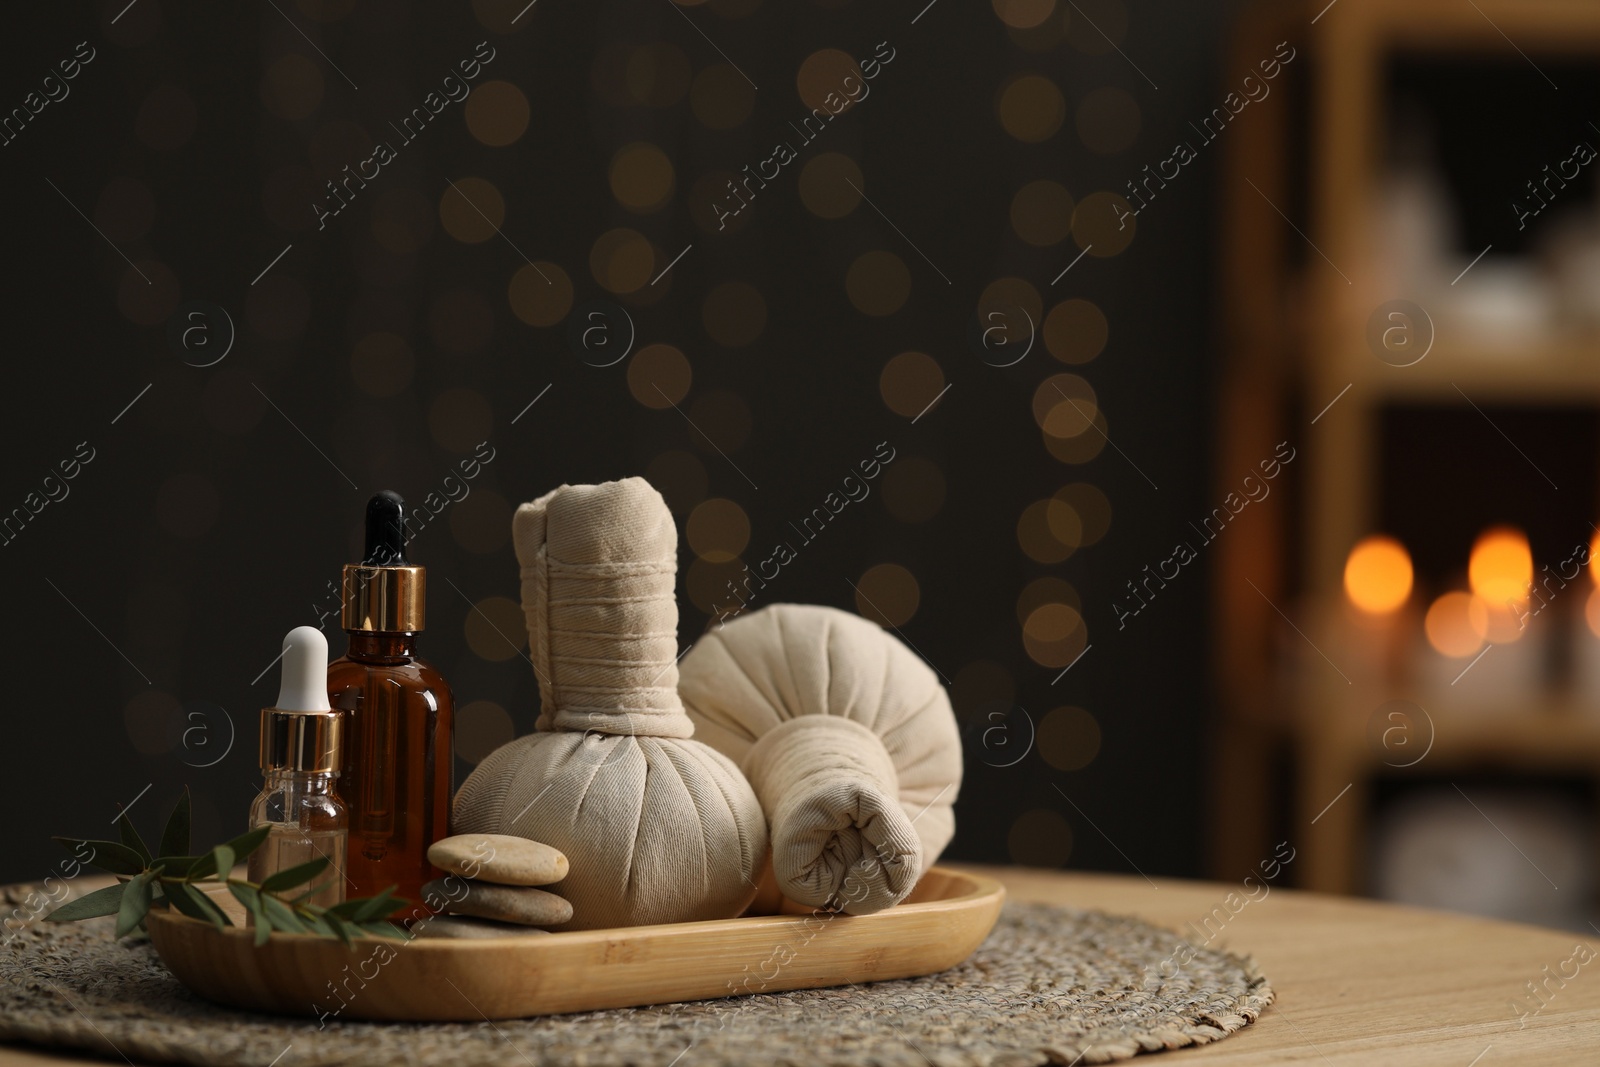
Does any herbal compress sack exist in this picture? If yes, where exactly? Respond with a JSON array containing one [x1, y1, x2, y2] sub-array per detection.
[[679, 604, 962, 915], [453, 478, 767, 930]]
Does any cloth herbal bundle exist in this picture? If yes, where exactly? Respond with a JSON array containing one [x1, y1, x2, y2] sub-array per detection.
[[453, 478, 767, 930], [679, 604, 962, 915]]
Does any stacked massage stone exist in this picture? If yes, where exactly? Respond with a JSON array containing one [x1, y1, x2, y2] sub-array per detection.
[[417, 833, 572, 938]]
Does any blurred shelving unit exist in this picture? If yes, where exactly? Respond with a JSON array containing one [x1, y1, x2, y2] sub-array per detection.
[[1216, 0, 1600, 920]]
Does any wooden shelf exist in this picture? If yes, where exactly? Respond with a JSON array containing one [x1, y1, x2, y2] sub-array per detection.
[[1212, 0, 1600, 894], [1322, 340, 1600, 402]]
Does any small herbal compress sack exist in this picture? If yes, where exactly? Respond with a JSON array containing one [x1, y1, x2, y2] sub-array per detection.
[[678, 604, 962, 915], [452, 478, 767, 930]]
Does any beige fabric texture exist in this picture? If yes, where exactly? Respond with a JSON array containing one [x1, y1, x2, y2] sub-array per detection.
[[452, 478, 767, 930], [679, 604, 962, 914]]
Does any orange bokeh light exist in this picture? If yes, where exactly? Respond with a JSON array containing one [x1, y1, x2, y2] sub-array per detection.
[[1343, 535, 1413, 614], [1468, 526, 1532, 607], [1424, 592, 1488, 658]]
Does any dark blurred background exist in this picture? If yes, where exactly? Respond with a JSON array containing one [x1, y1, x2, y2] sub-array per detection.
[[0, 0, 1231, 889]]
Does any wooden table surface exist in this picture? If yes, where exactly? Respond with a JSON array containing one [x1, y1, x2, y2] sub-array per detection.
[[4, 865, 1597, 1066]]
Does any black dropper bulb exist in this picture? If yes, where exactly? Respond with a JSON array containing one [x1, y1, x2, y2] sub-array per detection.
[[363, 491, 409, 566]]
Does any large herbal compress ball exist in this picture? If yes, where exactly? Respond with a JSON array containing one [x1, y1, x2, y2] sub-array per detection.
[[454, 479, 767, 930], [679, 604, 962, 915]]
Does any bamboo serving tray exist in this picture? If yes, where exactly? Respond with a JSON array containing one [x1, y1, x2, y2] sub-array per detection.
[[145, 866, 1004, 1021]]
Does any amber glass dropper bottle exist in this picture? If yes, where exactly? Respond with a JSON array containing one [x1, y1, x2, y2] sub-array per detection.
[[328, 491, 454, 906]]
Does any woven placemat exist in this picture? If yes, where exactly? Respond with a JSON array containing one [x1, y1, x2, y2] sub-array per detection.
[[0, 881, 1272, 1067]]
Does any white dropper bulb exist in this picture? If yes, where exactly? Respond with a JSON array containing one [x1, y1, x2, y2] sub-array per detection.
[[275, 625, 332, 712]]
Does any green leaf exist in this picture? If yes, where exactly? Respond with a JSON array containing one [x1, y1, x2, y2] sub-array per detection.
[[250, 896, 272, 947], [259, 858, 329, 893], [359, 920, 410, 941], [116, 813, 151, 865], [116, 869, 157, 939], [164, 881, 230, 932], [53, 838, 145, 876], [188, 844, 236, 883], [289, 880, 336, 904], [158, 855, 200, 878], [158, 789, 191, 861], [322, 913, 354, 946], [225, 881, 274, 945], [222, 825, 272, 862], [260, 893, 310, 935], [300, 912, 337, 938], [44, 882, 127, 922], [211, 844, 235, 880], [226, 881, 259, 912], [328, 886, 404, 923]]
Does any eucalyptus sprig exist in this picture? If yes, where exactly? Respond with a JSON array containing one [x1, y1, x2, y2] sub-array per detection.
[[45, 788, 410, 946]]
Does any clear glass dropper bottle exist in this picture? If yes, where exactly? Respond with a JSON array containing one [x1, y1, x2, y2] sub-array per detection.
[[249, 625, 348, 908]]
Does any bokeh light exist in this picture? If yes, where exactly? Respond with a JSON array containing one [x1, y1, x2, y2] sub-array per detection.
[[439, 177, 505, 244], [1010, 180, 1075, 246], [996, 74, 1065, 142], [846, 251, 911, 316], [1424, 592, 1489, 658], [1044, 299, 1108, 364], [1468, 527, 1532, 606], [508, 262, 574, 326], [1017, 576, 1081, 624], [628, 344, 693, 408], [1072, 191, 1137, 256], [610, 142, 676, 213], [1023, 602, 1087, 667], [1343, 536, 1414, 614], [797, 49, 862, 112], [854, 563, 921, 627], [464, 80, 531, 146], [590, 228, 656, 293], [992, 0, 1057, 29], [1033, 373, 1099, 439], [1038, 706, 1101, 771], [798, 153, 864, 219], [879, 352, 945, 418]]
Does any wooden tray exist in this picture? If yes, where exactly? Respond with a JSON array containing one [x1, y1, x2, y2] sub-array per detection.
[[145, 866, 1004, 1021]]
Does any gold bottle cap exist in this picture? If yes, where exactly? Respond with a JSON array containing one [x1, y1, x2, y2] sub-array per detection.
[[260, 708, 342, 773], [341, 564, 425, 633]]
